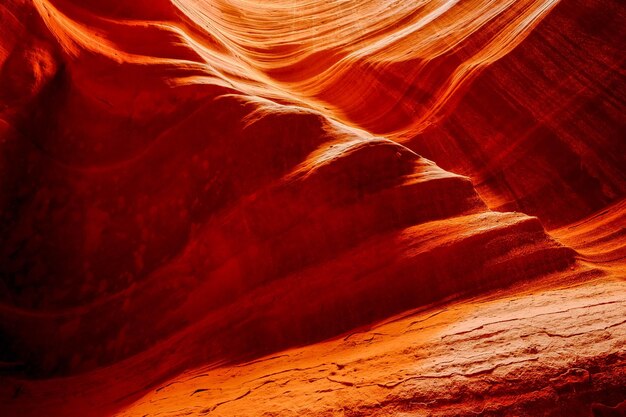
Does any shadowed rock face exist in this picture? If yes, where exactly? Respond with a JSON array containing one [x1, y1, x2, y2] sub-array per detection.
[[0, 0, 624, 415], [409, 0, 626, 227]]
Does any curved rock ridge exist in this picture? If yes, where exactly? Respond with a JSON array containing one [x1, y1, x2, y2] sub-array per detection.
[[22, 0, 625, 228], [30, 0, 560, 131], [0, 0, 579, 377], [0, 0, 624, 415], [0, 87, 575, 375]]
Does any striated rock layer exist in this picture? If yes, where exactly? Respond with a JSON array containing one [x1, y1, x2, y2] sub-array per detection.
[[0, 0, 624, 416], [2, 202, 625, 417]]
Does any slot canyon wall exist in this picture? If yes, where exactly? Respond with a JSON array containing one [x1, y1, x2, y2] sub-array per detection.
[[0, 0, 624, 416]]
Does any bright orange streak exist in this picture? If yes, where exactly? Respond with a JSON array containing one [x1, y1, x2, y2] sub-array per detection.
[[34, 0, 559, 138]]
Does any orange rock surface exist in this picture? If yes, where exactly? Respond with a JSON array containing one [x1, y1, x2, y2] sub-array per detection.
[[0, 0, 624, 416]]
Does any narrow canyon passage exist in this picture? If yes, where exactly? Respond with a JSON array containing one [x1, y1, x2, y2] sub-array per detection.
[[0, 0, 624, 416]]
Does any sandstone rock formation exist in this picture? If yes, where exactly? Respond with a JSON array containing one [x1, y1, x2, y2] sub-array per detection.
[[0, 0, 624, 416]]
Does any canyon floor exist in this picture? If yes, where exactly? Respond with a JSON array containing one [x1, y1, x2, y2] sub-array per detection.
[[2, 204, 624, 416]]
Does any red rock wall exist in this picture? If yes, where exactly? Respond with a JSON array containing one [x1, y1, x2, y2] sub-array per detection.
[[0, 0, 623, 383]]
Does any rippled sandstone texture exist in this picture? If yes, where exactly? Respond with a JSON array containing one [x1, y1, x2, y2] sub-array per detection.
[[0, 0, 624, 416]]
